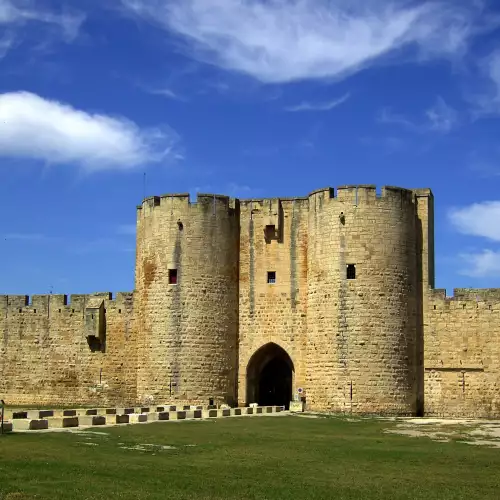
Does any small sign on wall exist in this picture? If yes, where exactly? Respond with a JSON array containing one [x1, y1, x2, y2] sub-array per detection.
[[290, 400, 304, 413]]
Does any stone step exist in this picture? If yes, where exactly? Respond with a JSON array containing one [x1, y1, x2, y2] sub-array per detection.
[[5, 405, 209, 420], [9, 406, 286, 432]]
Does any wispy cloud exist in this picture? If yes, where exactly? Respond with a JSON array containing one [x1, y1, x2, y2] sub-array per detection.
[[121, 0, 496, 84], [284, 93, 350, 112], [379, 96, 458, 134], [0, 33, 13, 57], [457, 250, 500, 277], [378, 108, 417, 131], [138, 84, 186, 101], [449, 201, 500, 277], [470, 50, 500, 116], [0, 0, 84, 57], [425, 97, 459, 132], [148, 88, 182, 100], [0, 91, 181, 172], [468, 160, 500, 178], [449, 201, 500, 242]]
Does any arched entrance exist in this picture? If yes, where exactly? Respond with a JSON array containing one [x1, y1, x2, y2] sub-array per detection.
[[246, 343, 294, 410]]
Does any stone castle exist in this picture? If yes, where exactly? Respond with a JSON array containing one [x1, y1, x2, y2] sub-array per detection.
[[1, 185, 499, 417]]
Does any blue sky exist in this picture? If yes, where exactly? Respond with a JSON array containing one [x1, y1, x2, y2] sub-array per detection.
[[1, 0, 500, 296]]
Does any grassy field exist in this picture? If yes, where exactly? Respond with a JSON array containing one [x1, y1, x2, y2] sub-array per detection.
[[0, 414, 499, 500]]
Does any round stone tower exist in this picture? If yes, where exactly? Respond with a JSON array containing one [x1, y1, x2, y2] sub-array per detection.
[[306, 185, 418, 415], [135, 193, 239, 406]]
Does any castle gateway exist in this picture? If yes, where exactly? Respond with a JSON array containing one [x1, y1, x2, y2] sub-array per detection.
[[1, 185, 499, 417]]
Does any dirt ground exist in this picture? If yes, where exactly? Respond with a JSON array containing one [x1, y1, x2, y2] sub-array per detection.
[[294, 413, 500, 449], [378, 417, 500, 448]]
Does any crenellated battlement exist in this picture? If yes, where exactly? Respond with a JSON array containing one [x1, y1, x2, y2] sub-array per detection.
[[429, 288, 500, 304], [307, 185, 420, 207], [0, 291, 134, 315], [136, 186, 431, 220], [137, 192, 239, 217]]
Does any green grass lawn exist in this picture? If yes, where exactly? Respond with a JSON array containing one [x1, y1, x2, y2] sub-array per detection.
[[0, 415, 499, 500]]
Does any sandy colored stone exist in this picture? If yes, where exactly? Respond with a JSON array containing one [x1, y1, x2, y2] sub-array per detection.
[[0, 187, 499, 417]]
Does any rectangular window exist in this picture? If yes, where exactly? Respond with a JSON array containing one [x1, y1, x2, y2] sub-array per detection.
[[168, 269, 178, 284], [267, 271, 276, 284], [346, 264, 356, 280], [265, 224, 276, 238]]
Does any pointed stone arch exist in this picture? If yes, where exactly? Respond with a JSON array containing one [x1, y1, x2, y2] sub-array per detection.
[[246, 342, 294, 409]]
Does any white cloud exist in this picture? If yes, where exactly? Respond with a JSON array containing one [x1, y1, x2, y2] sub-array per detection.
[[284, 93, 350, 112], [121, 0, 494, 84], [449, 201, 500, 277], [449, 201, 500, 242], [379, 96, 458, 133], [0, 91, 180, 172], [457, 250, 500, 277], [0, 0, 84, 56]]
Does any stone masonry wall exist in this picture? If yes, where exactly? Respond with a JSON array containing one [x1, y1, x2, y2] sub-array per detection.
[[0, 292, 136, 406], [238, 197, 308, 405], [3, 183, 500, 418], [135, 194, 239, 406], [424, 288, 500, 417], [306, 186, 420, 414]]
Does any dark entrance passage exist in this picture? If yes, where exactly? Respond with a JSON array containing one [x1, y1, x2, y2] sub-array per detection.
[[246, 343, 294, 410]]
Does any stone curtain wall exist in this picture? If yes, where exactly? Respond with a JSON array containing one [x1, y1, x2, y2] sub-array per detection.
[[2, 184, 500, 418], [306, 186, 420, 414], [238, 197, 309, 406], [0, 292, 136, 406], [135, 194, 239, 406], [424, 288, 500, 417]]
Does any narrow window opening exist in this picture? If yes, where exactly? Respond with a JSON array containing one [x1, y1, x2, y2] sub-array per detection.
[[33, 309, 36, 313], [346, 264, 356, 280], [264, 224, 276, 242], [267, 271, 276, 284], [118, 309, 122, 314], [433, 305, 436, 310], [91, 314, 94, 319], [18, 308, 22, 313], [58, 309, 61, 313], [169, 269, 178, 285]]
